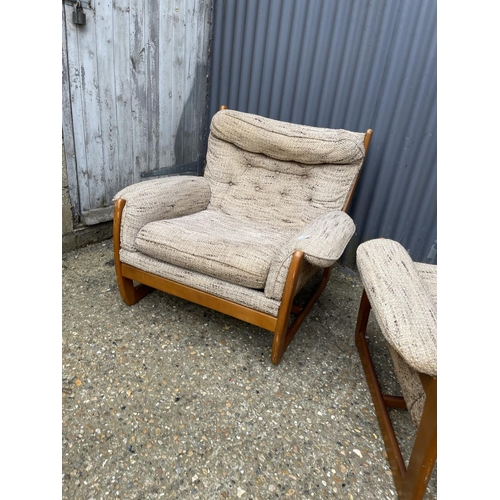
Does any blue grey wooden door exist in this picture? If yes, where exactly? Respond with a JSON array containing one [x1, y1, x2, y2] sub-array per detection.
[[62, 0, 212, 225]]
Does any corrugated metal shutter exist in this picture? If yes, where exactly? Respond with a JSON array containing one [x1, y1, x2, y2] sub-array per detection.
[[208, 0, 437, 266]]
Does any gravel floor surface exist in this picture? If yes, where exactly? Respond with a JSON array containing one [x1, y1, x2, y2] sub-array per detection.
[[62, 239, 437, 499]]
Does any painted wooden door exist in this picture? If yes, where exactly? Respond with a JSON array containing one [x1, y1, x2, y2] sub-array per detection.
[[62, 0, 212, 225]]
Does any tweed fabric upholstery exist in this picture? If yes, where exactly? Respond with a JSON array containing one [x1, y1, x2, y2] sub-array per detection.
[[414, 262, 437, 306], [210, 109, 365, 165], [115, 110, 366, 306], [135, 211, 295, 289], [390, 261, 437, 428], [205, 110, 366, 229], [120, 249, 281, 316], [265, 211, 355, 299], [113, 176, 211, 252], [388, 345, 425, 428], [356, 239, 437, 376]]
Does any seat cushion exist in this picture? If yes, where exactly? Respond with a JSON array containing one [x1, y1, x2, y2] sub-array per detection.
[[134, 210, 295, 289]]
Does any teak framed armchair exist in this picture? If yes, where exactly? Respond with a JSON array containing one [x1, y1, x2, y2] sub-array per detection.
[[355, 239, 437, 499], [113, 107, 372, 364]]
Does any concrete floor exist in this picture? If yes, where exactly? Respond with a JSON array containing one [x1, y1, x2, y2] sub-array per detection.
[[62, 239, 437, 499]]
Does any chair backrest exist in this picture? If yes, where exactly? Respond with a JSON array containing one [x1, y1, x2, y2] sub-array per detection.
[[204, 109, 368, 229]]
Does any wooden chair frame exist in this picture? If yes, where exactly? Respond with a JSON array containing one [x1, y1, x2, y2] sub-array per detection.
[[355, 289, 437, 500], [114, 202, 330, 365], [113, 109, 372, 365]]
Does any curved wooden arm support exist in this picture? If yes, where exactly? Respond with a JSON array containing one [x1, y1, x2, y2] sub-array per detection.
[[272, 262, 332, 365]]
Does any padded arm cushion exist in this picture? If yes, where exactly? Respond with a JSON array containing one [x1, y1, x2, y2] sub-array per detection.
[[113, 176, 211, 252], [292, 211, 356, 267], [265, 211, 355, 299], [356, 239, 437, 376], [211, 109, 366, 165]]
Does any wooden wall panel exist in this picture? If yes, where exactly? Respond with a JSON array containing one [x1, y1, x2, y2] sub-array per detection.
[[62, 0, 212, 224]]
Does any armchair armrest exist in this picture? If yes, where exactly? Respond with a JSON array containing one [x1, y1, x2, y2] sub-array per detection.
[[265, 211, 355, 299], [292, 211, 356, 267], [113, 176, 211, 252], [357, 239, 437, 376]]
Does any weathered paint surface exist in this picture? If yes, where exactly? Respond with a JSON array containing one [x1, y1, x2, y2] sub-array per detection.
[[209, 0, 437, 265], [62, 0, 212, 224]]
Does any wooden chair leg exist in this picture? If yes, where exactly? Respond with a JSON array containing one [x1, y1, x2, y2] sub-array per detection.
[[271, 253, 332, 365], [271, 251, 305, 365], [355, 289, 437, 500], [113, 199, 153, 306], [355, 289, 407, 482], [400, 376, 437, 500], [283, 266, 331, 351], [115, 271, 152, 306]]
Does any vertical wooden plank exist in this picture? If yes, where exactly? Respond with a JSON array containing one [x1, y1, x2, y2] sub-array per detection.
[[62, 5, 80, 220], [113, 0, 134, 191], [171, 1, 186, 165], [64, 0, 213, 223], [159, 0, 175, 169], [180, 0, 196, 164], [146, 0, 160, 174], [95, 0, 120, 205], [64, 3, 92, 213], [76, 3, 106, 212], [198, 0, 212, 163], [194, 0, 210, 157], [129, 0, 148, 184]]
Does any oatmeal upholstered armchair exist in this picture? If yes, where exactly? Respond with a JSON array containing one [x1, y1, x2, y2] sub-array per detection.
[[355, 239, 437, 499], [113, 108, 372, 364]]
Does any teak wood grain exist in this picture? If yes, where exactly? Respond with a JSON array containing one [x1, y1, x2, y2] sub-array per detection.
[[355, 289, 437, 500]]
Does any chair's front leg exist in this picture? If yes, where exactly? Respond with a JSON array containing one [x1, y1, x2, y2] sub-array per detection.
[[113, 199, 153, 306], [401, 375, 437, 500], [271, 250, 304, 365], [272, 255, 334, 365], [355, 289, 407, 482]]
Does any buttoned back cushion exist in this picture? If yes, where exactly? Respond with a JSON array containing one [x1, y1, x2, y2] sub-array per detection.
[[210, 110, 365, 165], [205, 136, 364, 229]]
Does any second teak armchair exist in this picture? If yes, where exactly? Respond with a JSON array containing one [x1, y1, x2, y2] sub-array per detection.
[[113, 108, 372, 364]]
